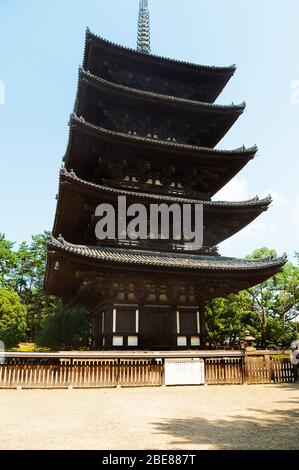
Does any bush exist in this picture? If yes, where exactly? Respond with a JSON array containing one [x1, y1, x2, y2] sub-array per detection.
[[37, 301, 90, 351], [265, 317, 296, 348], [0, 289, 27, 349]]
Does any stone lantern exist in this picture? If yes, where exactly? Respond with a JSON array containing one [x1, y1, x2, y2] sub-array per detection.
[[243, 330, 256, 351]]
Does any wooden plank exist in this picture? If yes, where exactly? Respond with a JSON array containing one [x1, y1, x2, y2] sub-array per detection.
[[0, 354, 294, 389]]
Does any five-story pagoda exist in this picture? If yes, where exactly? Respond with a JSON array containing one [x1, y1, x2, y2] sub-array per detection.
[[45, 1, 286, 350]]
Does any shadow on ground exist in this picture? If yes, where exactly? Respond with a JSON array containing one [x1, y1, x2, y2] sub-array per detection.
[[153, 385, 299, 450]]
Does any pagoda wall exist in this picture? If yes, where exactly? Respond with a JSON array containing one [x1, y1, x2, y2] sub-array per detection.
[[92, 302, 207, 350]]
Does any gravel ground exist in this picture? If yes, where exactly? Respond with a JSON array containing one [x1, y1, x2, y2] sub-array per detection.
[[0, 384, 298, 450]]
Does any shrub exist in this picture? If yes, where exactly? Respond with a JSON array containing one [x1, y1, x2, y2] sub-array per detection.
[[0, 289, 27, 349]]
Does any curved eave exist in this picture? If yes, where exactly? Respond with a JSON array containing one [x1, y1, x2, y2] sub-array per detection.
[[59, 169, 271, 209], [83, 30, 236, 103], [68, 114, 257, 159], [65, 116, 256, 198], [78, 68, 245, 114], [84, 30, 236, 76], [76, 70, 245, 148], [46, 237, 287, 275], [52, 169, 272, 246], [44, 242, 286, 299]]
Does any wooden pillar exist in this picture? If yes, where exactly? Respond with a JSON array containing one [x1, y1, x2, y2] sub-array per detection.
[[172, 304, 178, 349], [199, 301, 208, 349], [138, 301, 145, 348], [103, 301, 113, 349], [91, 303, 106, 350]]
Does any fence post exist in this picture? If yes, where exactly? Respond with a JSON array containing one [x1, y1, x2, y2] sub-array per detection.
[[243, 352, 248, 384], [265, 353, 272, 382], [116, 358, 121, 388], [161, 358, 165, 386]]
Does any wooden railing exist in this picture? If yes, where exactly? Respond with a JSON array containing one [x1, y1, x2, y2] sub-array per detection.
[[205, 357, 244, 385], [205, 353, 296, 385], [118, 360, 163, 387], [245, 355, 295, 385], [0, 359, 163, 389], [271, 358, 295, 383], [246, 356, 272, 384], [0, 351, 296, 389]]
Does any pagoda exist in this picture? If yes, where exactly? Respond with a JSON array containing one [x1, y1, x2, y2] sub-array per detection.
[[45, 1, 286, 350]]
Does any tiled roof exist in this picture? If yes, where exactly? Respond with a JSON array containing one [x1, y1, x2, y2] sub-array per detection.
[[60, 168, 272, 209], [79, 68, 246, 113], [69, 113, 258, 158], [48, 236, 287, 273], [84, 28, 236, 75]]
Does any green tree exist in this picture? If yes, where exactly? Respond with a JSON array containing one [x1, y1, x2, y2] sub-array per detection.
[[14, 233, 49, 339], [0, 232, 92, 349], [206, 291, 254, 348], [0, 234, 16, 289], [265, 317, 296, 348], [246, 248, 298, 347], [0, 289, 27, 349], [37, 301, 90, 351], [271, 262, 299, 322], [206, 248, 298, 349]]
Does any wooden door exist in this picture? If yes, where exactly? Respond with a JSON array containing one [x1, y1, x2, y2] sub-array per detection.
[[145, 310, 173, 348]]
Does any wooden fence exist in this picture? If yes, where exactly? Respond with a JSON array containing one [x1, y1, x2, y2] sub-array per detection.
[[205, 357, 244, 385], [205, 355, 296, 385], [0, 351, 296, 389], [0, 360, 163, 389], [271, 358, 296, 383], [246, 356, 272, 384]]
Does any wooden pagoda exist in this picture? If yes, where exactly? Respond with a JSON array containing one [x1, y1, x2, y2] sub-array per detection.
[[45, 18, 286, 350]]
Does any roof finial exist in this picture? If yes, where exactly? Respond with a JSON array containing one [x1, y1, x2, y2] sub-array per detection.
[[137, 0, 151, 54]]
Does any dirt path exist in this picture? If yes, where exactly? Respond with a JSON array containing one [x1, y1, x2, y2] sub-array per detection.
[[0, 384, 298, 450]]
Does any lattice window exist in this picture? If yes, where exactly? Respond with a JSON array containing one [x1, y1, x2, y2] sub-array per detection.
[[179, 311, 198, 334], [116, 310, 136, 334]]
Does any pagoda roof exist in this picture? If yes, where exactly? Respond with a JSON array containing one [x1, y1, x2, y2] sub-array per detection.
[[68, 113, 257, 159], [65, 115, 256, 197], [76, 69, 245, 148], [48, 236, 287, 273], [45, 236, 287, 299], [84, 29, 236, 103], [59, 168, 271, 209], [44, 236, 287, 304], [52, 168, 272, 248], [78, 68, 245, 113]]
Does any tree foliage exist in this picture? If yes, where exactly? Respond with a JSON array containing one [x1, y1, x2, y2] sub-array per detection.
[[207, 248, 298, 349], [0, 289, 27, 349], [206, 291, 254, 348], [0, 234, 16, 289], [0, 233, 298, 350], [37, 301, 90, 351], [0, 232, 90, 350], [246, 248, 298, 347], [265, 317, 296, 348]]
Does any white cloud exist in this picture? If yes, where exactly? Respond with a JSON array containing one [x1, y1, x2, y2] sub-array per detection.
[[291, 197, 299, 226], [214, 177, 251, 201], [261, 190, 289, 205], [239, 221, 278, 242], [215, 179, 289, 206], [213, 179, 298, 259], [220, 218, 283, 258], [225, 220, 277, 245]]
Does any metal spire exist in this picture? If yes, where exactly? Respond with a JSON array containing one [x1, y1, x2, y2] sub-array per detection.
[[137, 0, 151, 54]]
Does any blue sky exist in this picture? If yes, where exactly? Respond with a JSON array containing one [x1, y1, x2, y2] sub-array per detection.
[[0, 0, 298, 260]]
